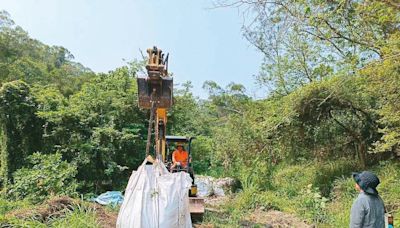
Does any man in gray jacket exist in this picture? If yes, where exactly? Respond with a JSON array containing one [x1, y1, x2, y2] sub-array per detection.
[[350, 171, 385, 228]]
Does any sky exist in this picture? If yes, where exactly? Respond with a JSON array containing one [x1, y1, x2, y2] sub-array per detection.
[[1, 0, 265, 98]]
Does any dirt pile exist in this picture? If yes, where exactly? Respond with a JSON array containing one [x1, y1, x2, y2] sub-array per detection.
[[6, 196, 118, 228], [8, 197, 76, 222], [94, 204, 118, 228]]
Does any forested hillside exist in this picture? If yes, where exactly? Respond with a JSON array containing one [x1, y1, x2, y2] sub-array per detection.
[[0, 1, 399, 226]]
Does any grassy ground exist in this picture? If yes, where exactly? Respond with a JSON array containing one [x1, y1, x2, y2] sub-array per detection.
[[203, 159, 400, 227], [1, 159, 398, 227]]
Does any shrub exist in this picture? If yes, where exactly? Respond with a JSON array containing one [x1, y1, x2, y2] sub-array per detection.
[[325, 177, 355, 227], [227, 187, 264, 212], [272, 163, 317, 197], [0, 198, 32, 216], [299, 184, 329, 223], [8, 152, 78, 203], [314, 159, 359, 196], [235, 158, 273, 190]]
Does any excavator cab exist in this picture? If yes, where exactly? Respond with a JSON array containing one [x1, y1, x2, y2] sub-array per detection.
[[166, 136, 194, 180], [166, 136, 205, 222]]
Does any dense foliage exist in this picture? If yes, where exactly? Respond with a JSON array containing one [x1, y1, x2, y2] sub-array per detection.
[[203, 160, 400, 227], [207, 0, 400, 175], [0, 80, 42, 187], [9, 152, 78, 203], [0, 1, 399, 226], [0, 11, 148, 194]]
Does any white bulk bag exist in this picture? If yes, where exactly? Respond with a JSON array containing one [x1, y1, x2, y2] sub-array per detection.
[[116, 159, 193, 228]]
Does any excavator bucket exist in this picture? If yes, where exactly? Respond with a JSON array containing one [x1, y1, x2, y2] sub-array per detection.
[[189, 197, 205, 222], [137, 76, 173, 109], [137, 46, 173, 109]]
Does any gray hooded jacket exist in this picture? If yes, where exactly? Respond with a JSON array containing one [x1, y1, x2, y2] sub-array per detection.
[[350, 192, 385, 228]]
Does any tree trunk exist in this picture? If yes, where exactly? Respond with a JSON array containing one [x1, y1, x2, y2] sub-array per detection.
[[358, 142, 367, 169]]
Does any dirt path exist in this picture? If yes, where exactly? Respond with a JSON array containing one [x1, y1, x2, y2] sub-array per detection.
[[242, 209, 312, 228], [93, 205, 118, 228], [196, 209, 312, 228], [196, 196, 313, 228]]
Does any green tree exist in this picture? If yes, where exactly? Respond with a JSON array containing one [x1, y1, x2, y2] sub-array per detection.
[[37, 64, 147, 193], [9, 152, 77, 203], [362, 33, 400, 153], [0, 11, 94, 96], [219, 0, 399, 95], [288, 76, 380, 167], [0, 80, 42, 187]]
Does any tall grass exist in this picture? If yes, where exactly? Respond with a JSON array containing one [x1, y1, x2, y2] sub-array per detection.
[[50, 204, 100, 228], [326, 161, 400, 227]]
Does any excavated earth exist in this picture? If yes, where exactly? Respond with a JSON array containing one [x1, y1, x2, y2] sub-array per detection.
[[241, 209, 312, 228], [5, 196, 118, 228], [195, 197, 312, 228]]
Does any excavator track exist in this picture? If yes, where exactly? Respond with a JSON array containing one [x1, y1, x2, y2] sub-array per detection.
[[189, 197, 205, 222]]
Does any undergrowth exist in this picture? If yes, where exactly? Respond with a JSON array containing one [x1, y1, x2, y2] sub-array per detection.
[[0, 197, 101, 228], [204, 159, 400, 227], [1, 159, 399, 227]]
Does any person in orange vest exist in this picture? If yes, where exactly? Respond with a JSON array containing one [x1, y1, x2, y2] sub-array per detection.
[[171, 143, 189, 169]]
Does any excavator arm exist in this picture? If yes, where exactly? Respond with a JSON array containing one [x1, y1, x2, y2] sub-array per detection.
[[137, 47, 204, 222], [137, 47, 172, 161]]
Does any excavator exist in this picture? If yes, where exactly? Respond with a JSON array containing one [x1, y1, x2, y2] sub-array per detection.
[[137, 46, 205, 221]]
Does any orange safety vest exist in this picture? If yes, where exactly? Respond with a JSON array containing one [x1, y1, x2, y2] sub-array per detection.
[[172, 150, 188, 167]]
